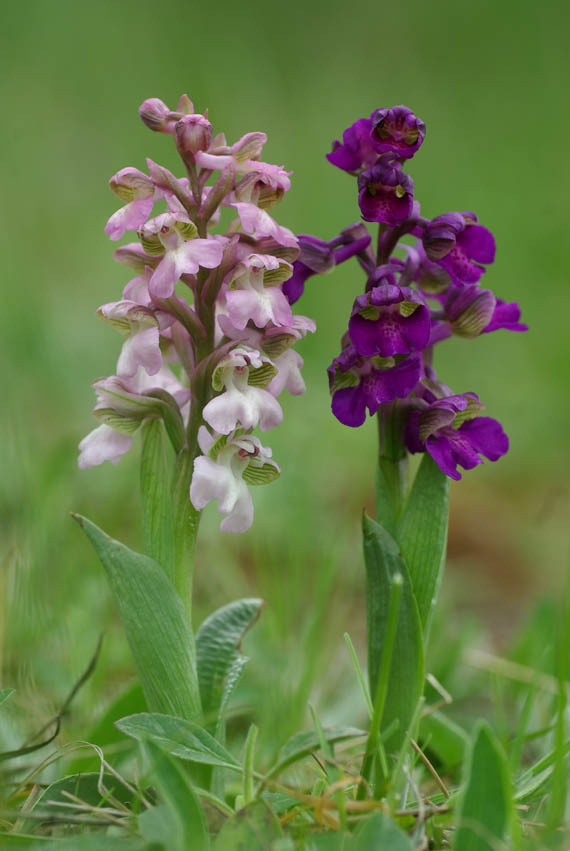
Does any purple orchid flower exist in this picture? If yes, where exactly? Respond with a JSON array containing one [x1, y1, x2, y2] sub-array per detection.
[[348, 282, 430, 357], [405, 391, 509, 480], [282, 229, 372, 305], [370, 106, 426, 159], [328, 346, 422, 427], [444, 284, 497, 338], [357, 157, 414, 225], [326, 117, 378, 173], [422, 212, 495, 286], [483, 299, 528, 333]]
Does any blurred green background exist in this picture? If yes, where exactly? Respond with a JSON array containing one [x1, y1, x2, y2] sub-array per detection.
[[1, 0, 568, 737]]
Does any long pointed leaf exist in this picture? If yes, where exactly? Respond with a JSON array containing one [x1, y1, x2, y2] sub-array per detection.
[[363, 514, 424, 754], [397, 453, 450, 635], [72, 513, 201, 720], [454, 721, 512, 851], [143, 741, 210, 851]]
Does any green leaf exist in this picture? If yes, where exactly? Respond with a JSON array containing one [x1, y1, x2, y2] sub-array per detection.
[[398, 453, 450, 636], [420, 710, 469, 768], [140, 419, 175, 579], [353, 811, 414, 850], [304, 835, 353, 851], [116, 712, 241, 771], [362, 514, 424, 754], [266, 726, 365, 780], [143, 741, 210, 851], [196, 598, 264, 727], [213, 800, 282, 850], [0, 688, 15, 707], [454, 721, 512, 851], [72, 514, 201, 720], [19, 771, 136, 834]]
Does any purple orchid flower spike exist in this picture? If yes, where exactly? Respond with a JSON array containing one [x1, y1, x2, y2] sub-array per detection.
[[422, 212, 496, 286], [348, 282, 430, 357], [328, 345, 422, 427], [357, 157, 414, 225], [405, 391, 509, 480], [370, 106, 426, 159]]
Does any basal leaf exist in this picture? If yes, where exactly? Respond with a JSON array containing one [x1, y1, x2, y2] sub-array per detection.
[[362, 514, 424, 754], [266, 726, 365, 780], [196, 598, 264, 726], [353, 811, 414, 850], [398, 453, 450, 636], [420, 710, 469, 769], [212, 800, 282, 850], [116, 712, 241, 771], [454, 721, 512, 851], [143, 740, 210, 851], [72, 513, 201, 721]]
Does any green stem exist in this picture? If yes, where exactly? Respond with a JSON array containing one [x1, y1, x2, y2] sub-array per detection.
[[376, 402, 408, 537], [172, 448, 201, 629]]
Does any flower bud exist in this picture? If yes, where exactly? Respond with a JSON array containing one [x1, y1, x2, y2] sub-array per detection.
[[175, 114, 213, 157], [370, 106, 426, 159], [139, 98, 177, 133], [445, 285, 496, 337], [109, 167, 154, 202], [422, 213, 464, 260]]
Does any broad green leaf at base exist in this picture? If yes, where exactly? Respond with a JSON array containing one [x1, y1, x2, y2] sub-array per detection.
[[72, 513, 201, 721], [362, 514, 424, 755], [454, 721, 512, 851]]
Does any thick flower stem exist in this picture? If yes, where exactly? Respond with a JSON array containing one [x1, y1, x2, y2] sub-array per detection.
[[376, 402, 409, 537], [172, 448, 201, 630]]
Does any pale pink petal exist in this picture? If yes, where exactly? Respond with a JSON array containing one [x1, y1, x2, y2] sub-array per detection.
[[267, 350, 306, 397], [184, 238, 224, 271], [122, 275, 152, 305], [255, 388, 284, 430], [220, 483, 254, 533], [149, 254, 181, 298], [190, 455, 236, 511], [116, 327, 161, 377], [78, 425, 132, 469], [104, 197, 154, 241]]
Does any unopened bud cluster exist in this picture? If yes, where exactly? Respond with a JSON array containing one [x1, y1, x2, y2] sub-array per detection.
[[291, 105, 527, 480], [79, 95, 314, 531]]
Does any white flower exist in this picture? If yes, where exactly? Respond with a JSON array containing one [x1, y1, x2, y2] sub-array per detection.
[[202, 349, 282, 434], [190, 433, 279, 533]]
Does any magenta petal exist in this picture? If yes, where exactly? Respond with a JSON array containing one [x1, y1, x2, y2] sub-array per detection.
[[439, 247, 483, 285], [459, 225, 496, 265], [425, 436, 465, 480], [331, 386, 367, 427], [367, 353, 422, 405], [457, 416, 509, 461]]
